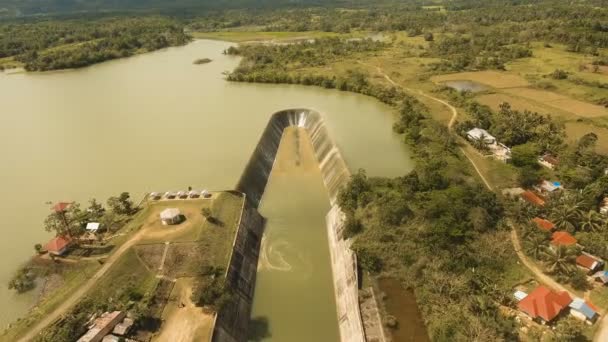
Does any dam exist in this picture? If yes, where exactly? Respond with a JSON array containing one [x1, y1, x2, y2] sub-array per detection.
[[0, 39, 414, 338], [213, 109, 365, 342]]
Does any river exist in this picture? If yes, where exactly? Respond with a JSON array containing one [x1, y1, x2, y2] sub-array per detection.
[[0, 39, 414, 337]]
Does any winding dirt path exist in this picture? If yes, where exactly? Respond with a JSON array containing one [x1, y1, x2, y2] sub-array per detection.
[[360, 61, 583, 314], [17, 229, 148, 342]]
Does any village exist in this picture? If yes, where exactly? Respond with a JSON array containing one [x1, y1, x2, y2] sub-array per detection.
[[5, 188, 244, 342], [464, 125, 608, 336]]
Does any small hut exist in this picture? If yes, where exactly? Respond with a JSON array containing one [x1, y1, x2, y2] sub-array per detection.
[[201, 190, 211, 198], [177, 191, 188, 199], [86, 222, 100, 233], [150, 192, 162, 200], [164, 191, 177, 199], [188, 190, 200, 198], [160, 208, 182, 225]]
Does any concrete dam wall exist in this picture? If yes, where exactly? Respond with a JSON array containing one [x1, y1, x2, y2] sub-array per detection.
[[213, 109, 365, 342]]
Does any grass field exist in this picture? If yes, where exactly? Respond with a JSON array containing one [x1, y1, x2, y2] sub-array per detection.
[[191, 30, 361, 42]]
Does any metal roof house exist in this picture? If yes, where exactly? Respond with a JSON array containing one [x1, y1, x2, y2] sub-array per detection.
[[86, 222, 100, 232], [44, 236, 72, 256], [466, 128, 496, 144], [576, 253, 604, 274], [517, 286, 572, 324], [593, 271, 608, 285], [160, 208, 182, 225], [569, 298, 599, 324]]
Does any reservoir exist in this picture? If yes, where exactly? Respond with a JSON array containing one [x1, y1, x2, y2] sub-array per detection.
[[0, 39, 414, 337]]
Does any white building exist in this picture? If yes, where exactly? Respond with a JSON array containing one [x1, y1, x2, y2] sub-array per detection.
[[600, 197, 608, 216], [466, 128, 496, 145], [160, 208, 182, 225], [86, 222, 100, 232]]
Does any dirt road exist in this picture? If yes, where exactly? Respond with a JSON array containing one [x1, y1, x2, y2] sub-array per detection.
[[18, 228, 148, 342]]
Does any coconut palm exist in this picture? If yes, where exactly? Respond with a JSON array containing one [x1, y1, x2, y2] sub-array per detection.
[[541, 245, 577, 277], [473, 133, 490, 152], [550, 204, 582, 233], [523, 234, 549, 260], [579, 210, 605, 232]]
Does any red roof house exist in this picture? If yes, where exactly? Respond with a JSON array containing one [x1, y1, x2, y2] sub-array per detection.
[[52, 202, 72, 213], [521, 191, 546, 207], [551, 231, 577, 247], [532, 217, 555, 232], [576, 253, 604, 273], [44, 236, 72, 256], [517, 286, 572, 323]]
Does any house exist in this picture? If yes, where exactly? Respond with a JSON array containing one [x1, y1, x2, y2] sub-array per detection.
[[164, 191, 176, 199], [44, 236, 72, 256], [52, 202, 72, 213], [77, 311, 126, 342], [600, 197, 608, 216], [532, 217, 555, 232], [536, 180, 563, 194], [593, 271, 608, 285], [576, 253, 604, 274], [539, 154, 559, 169], [569, 298, 599, 324], [551, 231, 577, 247], [466, 128, 496, 144], [86, 222, 100, 233], [517, 285, 572, 323], [160, 208, 182, 225], [521, 191, 546, 207], [201, 190, 211, 198], [150, 192, 162, 200], [514, 290, 528, 302], [177, 191, 188, 199], [188, 190, 200, 198]]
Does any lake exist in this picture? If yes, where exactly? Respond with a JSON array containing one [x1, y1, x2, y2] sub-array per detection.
[[0, 39, 414, 338]]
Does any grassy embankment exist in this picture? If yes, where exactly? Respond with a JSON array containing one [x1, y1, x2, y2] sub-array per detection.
[[191, 30, 364, 42], [2, 192, 244, 342]]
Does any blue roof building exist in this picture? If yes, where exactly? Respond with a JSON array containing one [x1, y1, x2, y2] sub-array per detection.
[[569, 298, 599, 323]]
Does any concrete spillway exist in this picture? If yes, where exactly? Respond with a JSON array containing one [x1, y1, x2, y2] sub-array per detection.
[[214, 109, 365, 342]]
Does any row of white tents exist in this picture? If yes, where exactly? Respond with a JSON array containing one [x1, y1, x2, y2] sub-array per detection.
[[149, 190, 211, 201]]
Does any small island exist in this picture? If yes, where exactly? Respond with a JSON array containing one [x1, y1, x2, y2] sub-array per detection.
[[193, 58, 212, 65]]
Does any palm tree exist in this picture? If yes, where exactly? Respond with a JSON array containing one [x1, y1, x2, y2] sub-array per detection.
[[550, 204, 582, 233], [541, 245, 577, 278], [473, 133, 489, 152], [579, 210, 605, 232], [523, 234, 549, 260]]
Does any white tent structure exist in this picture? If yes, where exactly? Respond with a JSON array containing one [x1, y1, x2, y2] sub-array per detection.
[[160, 208, 182, 225], [86, 222, 100, 232]]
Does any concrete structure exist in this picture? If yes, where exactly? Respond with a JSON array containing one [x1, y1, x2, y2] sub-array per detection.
[[164, 191, 177, 199], [177, 191, 188, 199], [230, 109, 365, 342], [569, 298, 599, 324], [188, 190, 200, 198], [517, 286, 571, 324], [77, 311, 126, 342], [150, 192, 162, 200], [536, 180, 562, 194], [112, 317, 134, 336], [160, 208, 182, 225], [44, 236, 72, 256]]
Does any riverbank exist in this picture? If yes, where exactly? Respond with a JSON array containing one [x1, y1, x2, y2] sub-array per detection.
[[2, 192, 246, 342]]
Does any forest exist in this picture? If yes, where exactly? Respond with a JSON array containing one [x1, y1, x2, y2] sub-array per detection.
[[0, 17, 189, 71]]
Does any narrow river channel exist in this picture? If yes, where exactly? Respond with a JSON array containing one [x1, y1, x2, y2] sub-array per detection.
[[0, 39, 414, 337]]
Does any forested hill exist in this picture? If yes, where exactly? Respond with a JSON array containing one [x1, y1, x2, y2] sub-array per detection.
[[1, 0, 607, 18]]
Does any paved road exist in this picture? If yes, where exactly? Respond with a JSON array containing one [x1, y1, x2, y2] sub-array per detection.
[[18, 228, 147, 342]]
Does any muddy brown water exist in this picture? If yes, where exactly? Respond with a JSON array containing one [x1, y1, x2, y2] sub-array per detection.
[[379, 278, 430, 342], [0, 39, 414, 339]]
